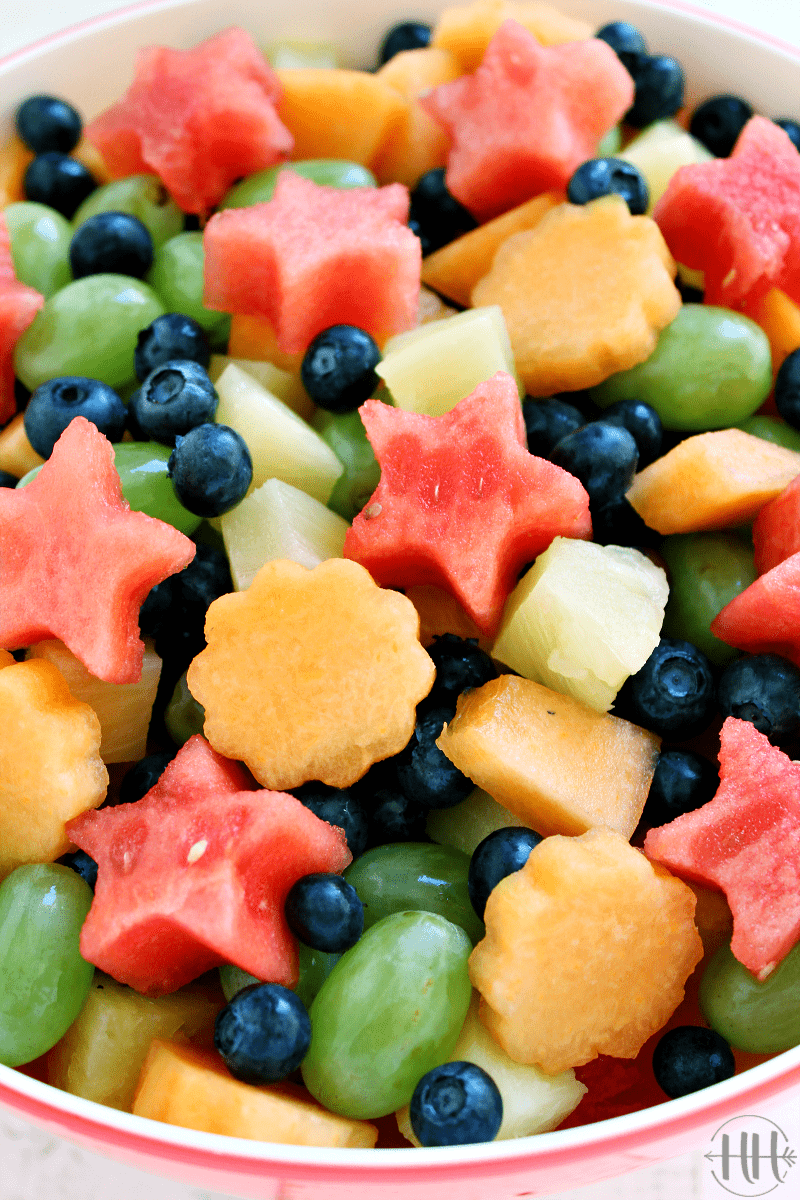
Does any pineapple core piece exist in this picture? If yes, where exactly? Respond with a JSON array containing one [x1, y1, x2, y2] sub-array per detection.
[[437, 674, 660, 839], [492, 536, 668, 713]]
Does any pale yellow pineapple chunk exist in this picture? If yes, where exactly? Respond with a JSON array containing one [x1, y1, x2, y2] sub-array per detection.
[[492, 537, 668, 712], [214, 363, 342, 503], [470, 828, 703, 1073], [437, 675, 660, 839], [617, 119, 713, 212], [27, 638, 162, 763], [396, 991, 586, 1142], [426, 786, 527, 856], [208, 354, 313, 421], [220, 478, 349, 591], [47, 974, 221, 1111], [376, 306, 521, 416]]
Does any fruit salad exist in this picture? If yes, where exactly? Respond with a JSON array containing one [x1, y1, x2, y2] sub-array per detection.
[[3, 0, 800, 1155]]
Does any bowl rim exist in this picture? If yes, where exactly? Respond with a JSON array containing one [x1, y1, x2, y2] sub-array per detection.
[[2, 0, 800, 1178]]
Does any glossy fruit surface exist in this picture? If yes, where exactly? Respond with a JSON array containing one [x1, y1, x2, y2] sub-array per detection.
[[69, 211, 154, 279], [652, 1025, 735, 1098], [661, 531, 756, 666], [23, 376, 125, 457], [700, 938, 800, 1053], [285, 873, 364, 954], [214, 983, 311, 1083], [410, 1061, 503, 1146], [167, 423, 253, 517]]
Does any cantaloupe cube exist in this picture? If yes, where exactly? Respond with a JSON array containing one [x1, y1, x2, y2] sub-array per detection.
[[47, 974, 222, 1111], [227, 314, 305, 374], [405, 583, 484, 647], [0, 413, 44, 479], [374, 47, 463, 188], [437, 675, 660, 839], [469, 827, 703, 1072], [626, 429, 800, 534], [750, 287, 800, 375], [133, 1039, 378, 1146], [27, 638, 162, 764], [426, 786, 527, 856], [432, 0, 594, 73], [208, 354, 313, 421], [396, 990, 585, 1142], [492, 538, 668, 712], [276, 69, 407, 168]]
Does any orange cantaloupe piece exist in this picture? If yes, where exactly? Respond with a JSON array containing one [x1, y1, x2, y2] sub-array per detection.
[[0, 413, 44, 478], [749, 287, 800, 375], [133, 1039, 378, 1146], [227, 314, 305, 373], [626, 429, 800, 535], [436, 674, 661, 839], [469, 827, 703, 1073], [0, 134, 112, 208], [373, 47, 462, 188], [276, 69, 407, 168], [471, 195, 681, 395], [406, 583, 485, 647], [421, 191, 562, 308], [432, 0, 594, 73]]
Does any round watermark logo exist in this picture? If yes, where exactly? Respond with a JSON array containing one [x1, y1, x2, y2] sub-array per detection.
[[705, 1115, 796, 1196]]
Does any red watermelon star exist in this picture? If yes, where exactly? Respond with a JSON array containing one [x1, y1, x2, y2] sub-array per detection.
[[203, 171, 421, 354], [420, 19, 634, 221], [67, 735, 351, 995], [653, 116, 800, 309], [0, 416, 196, 684], [0, 212, 44, 424], [343, 371, 592, 638], [645, 718, 800, 980]]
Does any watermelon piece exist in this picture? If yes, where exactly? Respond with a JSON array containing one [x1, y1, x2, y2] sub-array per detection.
[[710, 551, 800, 666], [420, 20, 634, 221], [67, 735, 351, 995], [0, 212, 44, 424], [644, 717, 800, 981], [343, 371, 592, 638], [0, 416, 195, 684], [85, 27, 293, 215], [203, 172, 420, 355], [653, 116, 800, 310], [753, 473, 800, 574]]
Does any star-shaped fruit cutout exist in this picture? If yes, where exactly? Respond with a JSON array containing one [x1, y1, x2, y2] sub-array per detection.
[[203, 171, 421, 354], [653, 116, 800, 309], [0, 212, 43, 424], [420, 19, 634, 221], [710, 550, 800, 667], [67, 735, 351, 996], [343, 371, 592, 638], [0, 416, 196, 684], [645, 717, 800, 980], [85, 27, 293, 215]]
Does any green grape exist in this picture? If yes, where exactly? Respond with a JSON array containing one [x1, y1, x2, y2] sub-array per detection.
[[147, 232, 231, 346], [72, 174, 184, 248], [0, 864, 94, 1067], [596, 126, 622, 156], [14, 274, 165, 394], [661, 532, 756, 666], [164, 671, 205, 745], [219, 160, 377, 210], [218, 963, 259, 1001], [737, 414, 800, 453], [700, 939, 800, 1053], [344, 842, 485, 945], [218, 944, 339, 1008], [4, 201, 72, 298], [313, 409, 380, 520], [591, 305, 772, 430], [301, 910, 472, 1118]]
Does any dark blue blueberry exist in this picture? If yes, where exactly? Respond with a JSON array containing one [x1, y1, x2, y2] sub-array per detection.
[[774, 347, 800, 428], [591, 495, 662, 550], [595, 22, 648, 68], [410, 1061, 503, 1146], [599, 399, 662, 467], [567, 158, 648, 215], [775, 118, 800, 152], [522, 397, 584, 458], [128, 361, 219, 446], [134, 313, 211, 381], [69, 211, 154, 280], [0, 471, 19, 487], [214, 982, 311, 1084], [554, 389, 601, 421], [614, 637, 716, 740], [56, 849, 98, 891], [176, 542, 233, 614], [468, 827, 543, 919], [395, 705, 474, 809], [624, 54, 685, 128], [690, 95, 753, 158], [23, 152, 97, 218], [16, 95, 82, 154], [107, 750, 176, 808], [366, 786, 429, 848], [423, 634, 498, 712], [379, 21, 432, 64], [23, 376, 126, 458], [293, 782, 369, 859], [550, 421, 638, 508], [717, 653, 800, 746], [641, 749, 719, 828], [167, 423, 252, 517], [301, 325, 381, 414], [409, 168, 478, 256], [285, 872, 364, 953], [677, 279, 704, 304], [652, 1026, 735, 1098]]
